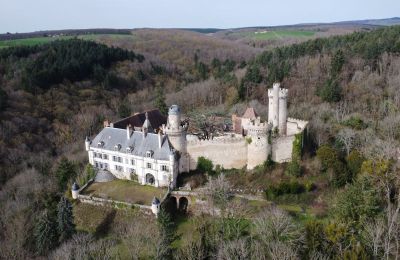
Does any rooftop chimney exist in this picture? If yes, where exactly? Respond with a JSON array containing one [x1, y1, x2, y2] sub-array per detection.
[[127, 124, 132, 139], [158, 132, 162, 148]]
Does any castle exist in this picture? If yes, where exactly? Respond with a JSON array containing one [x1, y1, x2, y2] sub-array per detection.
[[85, 83, 307, 188]]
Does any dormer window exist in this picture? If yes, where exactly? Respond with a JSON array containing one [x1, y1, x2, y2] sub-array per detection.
[[114, 144, 121, 151], [97, 141, 105, 147], [126, 146, 134, 153], [146, 150, 154, 158]]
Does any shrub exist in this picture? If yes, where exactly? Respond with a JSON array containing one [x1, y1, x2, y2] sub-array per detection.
[[265, 180, 307, 200], [346, 150, 365, 177], [285, 159, 302, 177], [316, 145, 339, 172], [197, 156, 214, 174], [343, 116, 367, 130]]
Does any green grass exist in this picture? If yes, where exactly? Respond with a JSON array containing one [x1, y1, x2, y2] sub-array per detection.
[[233, 30, 315, 40], [0, 34, 134, 48], [81, 180, 167, 205], [0, 36, 74, 48]]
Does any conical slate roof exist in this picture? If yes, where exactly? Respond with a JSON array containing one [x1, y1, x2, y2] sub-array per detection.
[[72, 182, 80, 191], [152, 197, 160, 205]]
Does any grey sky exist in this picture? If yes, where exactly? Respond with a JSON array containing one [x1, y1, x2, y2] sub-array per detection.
[[0, 0, 399, 33]]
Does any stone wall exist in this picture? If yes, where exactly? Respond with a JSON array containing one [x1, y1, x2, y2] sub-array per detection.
[[76, 194, 152, 210], [187, 137, 247, 170], [272, 135, 295, 162]]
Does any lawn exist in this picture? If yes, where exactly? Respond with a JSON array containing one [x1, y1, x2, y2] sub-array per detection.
[[81, 180, 167, 205]]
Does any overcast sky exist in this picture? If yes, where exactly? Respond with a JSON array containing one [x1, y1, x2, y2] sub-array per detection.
[[0, 0, 399, 33]]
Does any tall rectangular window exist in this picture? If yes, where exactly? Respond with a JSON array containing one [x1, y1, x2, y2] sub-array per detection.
[[147, 163, 152, 169]]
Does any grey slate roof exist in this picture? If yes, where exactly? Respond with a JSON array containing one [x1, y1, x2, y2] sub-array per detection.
[[95, 169, 116, 182], [169, 105, 180, 115], [90, 127, 173, 161]]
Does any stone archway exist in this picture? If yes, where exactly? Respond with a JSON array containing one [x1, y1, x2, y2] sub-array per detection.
[[178, 197, 189, 213], [145, 173, 155, 185]]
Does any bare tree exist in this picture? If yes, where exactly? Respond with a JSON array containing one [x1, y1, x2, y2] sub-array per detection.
[[217, 238, 250, 260], [203, 174, 232, 214], [362, 219, 385, 258], [268, 241, 298, 260], [337, 128, 356, 155], [334, 100, 350, 123], [253, 207, 303, 254]]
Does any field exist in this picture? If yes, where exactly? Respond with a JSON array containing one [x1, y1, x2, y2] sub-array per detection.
[[0, 34, 134, 48], [81, 180, 167, 205], [242, 30, 316, 40]]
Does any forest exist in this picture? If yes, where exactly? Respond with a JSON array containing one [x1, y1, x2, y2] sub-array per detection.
[[0, 25, 400, 259]]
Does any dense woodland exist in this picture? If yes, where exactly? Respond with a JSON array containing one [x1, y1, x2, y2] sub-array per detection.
[[0, 26, 400, 259]]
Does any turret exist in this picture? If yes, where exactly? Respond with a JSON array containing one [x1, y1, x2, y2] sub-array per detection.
[[168, 105, 181, 130], [164, 105, 189, 173], [278, 89, 288, 135], [268, 83, 288, 135], [151, 197, 161, 216], [272, 83, 280, 129], [164, 105, 186, 154], [246, 118, 271, 170], [85, 136, 90, 151], [71, 182, 80, 199]]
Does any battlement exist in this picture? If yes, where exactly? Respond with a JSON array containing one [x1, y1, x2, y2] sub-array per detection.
[[287, 117, 308, 126], [279, 88, 288, 98], [286, 117, 308, 135], [163, 124, 184, 133], [268, 87, 288, 98], [187, 136, 245, 146]]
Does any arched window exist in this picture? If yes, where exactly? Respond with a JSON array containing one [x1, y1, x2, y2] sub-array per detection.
[[114, 144, 122, 151]]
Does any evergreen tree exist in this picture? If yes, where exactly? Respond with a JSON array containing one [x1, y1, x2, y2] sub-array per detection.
[[156, 208, 175, 260], [319, 78, 342, 103], [154, 88, 168, 115], [330, 49, 345, 77], [34, 209, 58, 255], [118, 100, 131, 118], [55, 157, 76, 191], [57, 197, 75, 242], [0, 87, 7, 112]]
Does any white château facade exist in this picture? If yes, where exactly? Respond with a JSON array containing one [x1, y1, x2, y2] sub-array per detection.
[[85, 83, 308, 187]]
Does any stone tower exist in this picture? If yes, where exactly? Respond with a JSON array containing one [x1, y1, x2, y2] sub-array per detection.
[[268, 83, 288, 135], [163, 105, 189, 172], [246, 117, 271, 170]]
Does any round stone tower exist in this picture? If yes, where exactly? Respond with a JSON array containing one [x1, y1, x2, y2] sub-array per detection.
[[164, 105, 188, 172], [151, 197, 161, 216], [71, 182, 80, 199], [278, 88, 288, 135], [246, 118, 271, 170]]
